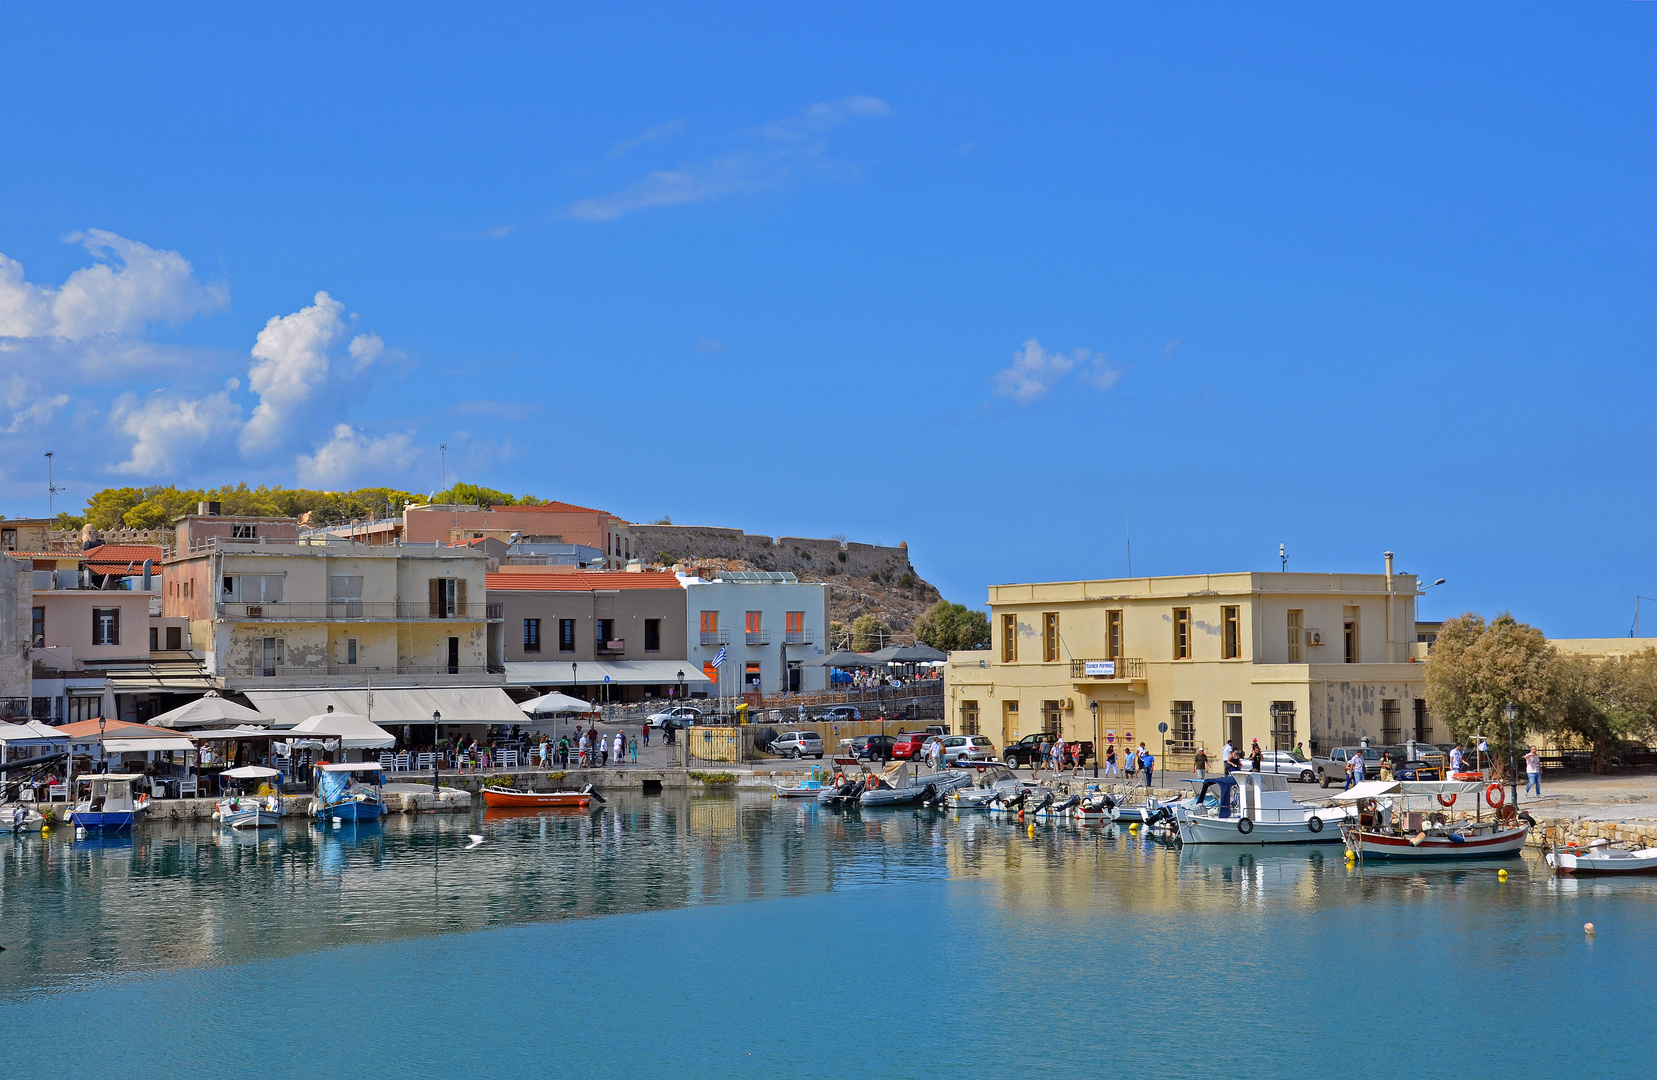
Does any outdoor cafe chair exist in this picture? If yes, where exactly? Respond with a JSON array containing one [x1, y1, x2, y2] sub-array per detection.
[[378, 752, 396, 771], [177, 776, 198, 799], [395, 752, 411, 771]]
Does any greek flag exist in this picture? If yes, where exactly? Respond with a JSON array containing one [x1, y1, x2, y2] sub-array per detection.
[[712, 646, 727, 669]]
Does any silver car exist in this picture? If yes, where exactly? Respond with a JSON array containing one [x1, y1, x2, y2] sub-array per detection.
[[771, 731, 825, 759]]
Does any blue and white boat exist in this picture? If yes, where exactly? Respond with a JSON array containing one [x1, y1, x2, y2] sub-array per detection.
[[69, 774, 147, 831], [314, 763, 386, 822], [217, 765, 284, 828]]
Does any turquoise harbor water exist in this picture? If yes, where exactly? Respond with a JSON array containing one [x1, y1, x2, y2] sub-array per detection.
[[1, 793, 1652, 1079]]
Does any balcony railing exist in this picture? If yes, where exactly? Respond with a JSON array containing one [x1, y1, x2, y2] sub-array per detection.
[[216, 602, 502, 621], [783, 630, 815, 646], [700, 630, 730, 646], [222, 663, 492, 679], [1069, 657, 1146, 680], [597, 639, 626, 655], [746, 630, 771, 645]]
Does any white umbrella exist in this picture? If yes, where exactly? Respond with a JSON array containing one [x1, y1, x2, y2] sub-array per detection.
[[222, 765, 281, 779], [518, 691, 594, 716], [150, 691, 269, 730], [286, 712, 396, 749]]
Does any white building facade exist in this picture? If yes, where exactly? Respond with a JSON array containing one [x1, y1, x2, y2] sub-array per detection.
[[679, 571, 828, 697]]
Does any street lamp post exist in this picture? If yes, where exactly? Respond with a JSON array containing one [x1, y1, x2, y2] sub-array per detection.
[[1089, 701, 1099, 778], [431, 709, 442, 794], [1504, 702, 1519, 807], [677, 670, 686, 766]]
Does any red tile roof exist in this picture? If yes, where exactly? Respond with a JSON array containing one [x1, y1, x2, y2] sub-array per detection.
[[55, 719, 157, 738], [85, 544, 166, 571], [487, 571, 682, 592]]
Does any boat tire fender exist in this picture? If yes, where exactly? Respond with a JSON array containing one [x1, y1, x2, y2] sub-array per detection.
[[1486, 783, 1505, 808], [1237, 816, 1254, 835], [1437, 793, 1457, 807], [1307, 814, 1323, 834]]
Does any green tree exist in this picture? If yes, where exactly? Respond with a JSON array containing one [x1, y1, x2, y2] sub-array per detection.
[[85, 486, 151, 529], [1551, 650, 1657, 774], [850, 614, 890, 652], [428, 483, 541, 509], [914, 600, 991, 652], [828, 621, 850, 651], [1425, 612, 1558, 775]]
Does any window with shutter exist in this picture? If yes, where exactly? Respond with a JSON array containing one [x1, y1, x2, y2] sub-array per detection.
[[429, 579, 442, 618], [455, 579, 467, 616]]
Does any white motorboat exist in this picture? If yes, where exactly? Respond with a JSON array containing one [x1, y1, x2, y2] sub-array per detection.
[[216, 765, 283, 829], [1546, 839, 1657, 875], [1175, 772, 1348, 845], [949, 762, 1024, 810]]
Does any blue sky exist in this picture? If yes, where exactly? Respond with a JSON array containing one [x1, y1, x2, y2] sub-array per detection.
[[1, 4, 1653, 637]]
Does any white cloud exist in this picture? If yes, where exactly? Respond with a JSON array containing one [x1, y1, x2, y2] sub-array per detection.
[[296, 424, 417, 487], [0, 230, 227, 341], [992, 339, 1122, 403], [609, 119, 688, 158], [241, 292, 388, 453], [569, 96, 892, 221], [110, 390, 241, 476], [2, 378, 70, 434]]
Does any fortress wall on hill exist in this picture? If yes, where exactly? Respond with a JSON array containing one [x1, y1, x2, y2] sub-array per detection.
[[630, 525, 914, 579]]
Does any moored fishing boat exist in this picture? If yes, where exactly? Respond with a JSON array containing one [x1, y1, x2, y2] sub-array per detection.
[[481, 784, 595, 808], [1335, 780, 1529, 860], [1175, 773, 1348, 845], [859, 766, 972, 807], [1546, 840, 1657, 875], [69, 774, 147, 831], [314, 763, 386, 821], [216, 765, 283, 829], [950, 762, 1023, 810]]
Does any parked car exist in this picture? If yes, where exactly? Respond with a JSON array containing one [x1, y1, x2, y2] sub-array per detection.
[[817, 706, 863, 723], [851, 734, 896, 762], [647, 705, 702, 729], [938, 734, 996, 764], [892, 732, 933, 759], [771, 731, 825, 759], [1234, 750, 1316, 782], [1001, 732, 1094, 767], [1314, 746, 1383, 787]]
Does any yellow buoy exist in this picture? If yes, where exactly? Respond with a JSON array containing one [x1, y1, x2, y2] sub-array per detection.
[[1585, 922, 1596, 935], [1498, 869, 1508, 881], [1129, 823, 1138, 833]]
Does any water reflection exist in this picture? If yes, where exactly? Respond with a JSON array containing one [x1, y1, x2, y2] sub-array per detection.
[[0, 795, 1647, 999]]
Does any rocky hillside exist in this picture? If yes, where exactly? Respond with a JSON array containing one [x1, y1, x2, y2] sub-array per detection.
[[631, 524, 944, 643]]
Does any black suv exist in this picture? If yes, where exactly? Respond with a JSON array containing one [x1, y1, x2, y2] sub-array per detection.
[[851, 734, 896, 762]]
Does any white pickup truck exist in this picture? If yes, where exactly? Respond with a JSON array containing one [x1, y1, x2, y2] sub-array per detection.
[[1314, 746, 1382, 788]]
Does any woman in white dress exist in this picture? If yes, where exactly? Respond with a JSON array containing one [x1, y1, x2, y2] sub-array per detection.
[[612, 732, 624, 765]]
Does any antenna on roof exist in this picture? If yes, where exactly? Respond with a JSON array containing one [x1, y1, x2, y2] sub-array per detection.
[[45, 451, 59, 517], [439, 444, 447, 489], [1280, 543, 1286, 572]]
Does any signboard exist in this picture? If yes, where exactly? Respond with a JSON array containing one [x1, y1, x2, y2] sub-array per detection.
[[1105, 731, 1115, 742], [1084, 660, 1117, 677], [1158, 722, 1168, 734]]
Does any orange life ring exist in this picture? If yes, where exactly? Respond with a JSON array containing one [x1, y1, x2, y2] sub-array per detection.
[[834, 772, 846, 785], [1485, 783, 1505, 808], [1436, 793, 1457, 807], [865, 775, 880, 791]]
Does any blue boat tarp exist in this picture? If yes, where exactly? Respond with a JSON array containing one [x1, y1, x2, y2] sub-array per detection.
[[320, 770, 350, 805]]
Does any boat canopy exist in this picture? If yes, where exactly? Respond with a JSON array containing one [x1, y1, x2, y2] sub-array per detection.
[[317, 762, 387, 773], [222, 765, 282, 779], [1328, 780, 1488, 803]]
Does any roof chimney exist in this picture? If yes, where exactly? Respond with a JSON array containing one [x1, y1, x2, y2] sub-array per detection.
[[199, 501, 221, 516]]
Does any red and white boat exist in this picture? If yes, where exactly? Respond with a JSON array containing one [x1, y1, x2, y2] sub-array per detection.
[[1546, 840, 1657, 875], [1334, 780, 1530, 861], [481, 784, 596, 809]]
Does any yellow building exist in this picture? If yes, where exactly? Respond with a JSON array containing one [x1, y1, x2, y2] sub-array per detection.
[[946, 556, 1431, 764]]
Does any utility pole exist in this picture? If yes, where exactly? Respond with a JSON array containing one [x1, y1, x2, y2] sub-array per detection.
[[439, 444, 447, 490]]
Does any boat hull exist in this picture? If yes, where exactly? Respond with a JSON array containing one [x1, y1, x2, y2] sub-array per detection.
[[1178, 815, 1343, 845], [316, 798, 384, 821], [221, 808, 281, 829], [481, 788, 592, 808], [70, 810, 137, 830], [1546, 848, 1657, 874], [1343, 825, 1528, 860], [774, 785, 823, 799]]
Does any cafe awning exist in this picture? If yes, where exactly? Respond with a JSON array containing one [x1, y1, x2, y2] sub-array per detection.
[[104, 736, 196, 753], [243, 686, 527, 727]]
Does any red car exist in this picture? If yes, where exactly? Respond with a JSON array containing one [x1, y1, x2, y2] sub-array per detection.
[[892, 732, 933, 760]]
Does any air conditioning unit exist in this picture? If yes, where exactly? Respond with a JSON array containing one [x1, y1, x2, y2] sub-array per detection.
[[1307, 629, 1323, 646], [1059, 697, 1073, 710], [247, 605, 263, 617]]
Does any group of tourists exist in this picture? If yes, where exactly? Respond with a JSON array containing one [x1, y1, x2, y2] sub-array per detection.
[[1095, 740, 1156, 787]]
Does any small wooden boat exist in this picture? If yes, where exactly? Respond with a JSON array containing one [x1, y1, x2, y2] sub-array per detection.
[[774, 780, 824, 798], [481, 786, 592, 808], [69, 775, 147, 831], [1547, 841, 1657, 875], [217, 765, 283, 829], [314, 763, 386, 822]]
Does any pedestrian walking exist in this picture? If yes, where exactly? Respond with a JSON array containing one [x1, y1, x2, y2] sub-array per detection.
[[1450, 744, 1465, 775], [1124, 748, 1136, 782], [1524, 746, 1542, 796], [613, 732, 624, 766], [1104, 743, 1119, 777], [1140, 746, 1154, 789], [1293, 741, 1306, 760], [1050, 740, 1064, 774], [1249, 743, 1263, 774], [642, 723, 651, 748], [1036, 738, 1049, 776], [1193, 746, 1208, 780], [1221, 740, 1235, 775], [629, 736, 639, 763]]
